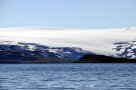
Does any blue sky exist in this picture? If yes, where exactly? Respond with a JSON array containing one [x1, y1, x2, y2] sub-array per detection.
[[0, 0, 136, 29]]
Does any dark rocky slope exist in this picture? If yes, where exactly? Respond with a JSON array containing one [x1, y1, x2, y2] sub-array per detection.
[[74, 54, 136, 63]]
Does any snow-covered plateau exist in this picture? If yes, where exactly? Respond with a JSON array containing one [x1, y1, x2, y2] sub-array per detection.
[[0, 27, 135, 60]]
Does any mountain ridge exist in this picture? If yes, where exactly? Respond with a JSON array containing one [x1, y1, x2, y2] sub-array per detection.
[[0, 41, 93, 62], [0, 27, 135, 63]]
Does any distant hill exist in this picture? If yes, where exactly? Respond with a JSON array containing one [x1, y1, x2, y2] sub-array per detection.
[[0, 41, 92, 63], [74, 54, 136, 63]]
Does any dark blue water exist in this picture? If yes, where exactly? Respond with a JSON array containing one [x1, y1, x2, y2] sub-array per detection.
[[0, 64, 136, 90]]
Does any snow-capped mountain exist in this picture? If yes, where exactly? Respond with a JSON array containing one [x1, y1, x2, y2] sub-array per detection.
[[113, 40, 136, 59], [0, 27, 135, 60], [0, 41, 92, 60]]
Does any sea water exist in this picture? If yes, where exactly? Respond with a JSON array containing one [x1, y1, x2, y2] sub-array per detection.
[[0, 63, 136, 90]]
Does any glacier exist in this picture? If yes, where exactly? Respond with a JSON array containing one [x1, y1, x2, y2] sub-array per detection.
[[0, 27, 135, 59]]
